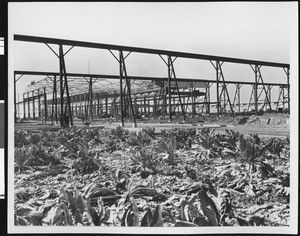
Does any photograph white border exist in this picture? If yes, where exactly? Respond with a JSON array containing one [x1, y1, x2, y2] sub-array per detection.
[[7, 2, 298, 234]]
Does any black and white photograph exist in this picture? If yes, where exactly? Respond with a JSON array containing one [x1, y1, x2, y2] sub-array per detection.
[[7, 2, 298, 234]]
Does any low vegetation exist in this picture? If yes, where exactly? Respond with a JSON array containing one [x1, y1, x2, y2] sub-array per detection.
[[14, 127, 290, 226]]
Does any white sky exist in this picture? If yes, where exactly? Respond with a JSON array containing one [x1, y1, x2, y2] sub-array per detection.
[[8, 2, 297, 102]]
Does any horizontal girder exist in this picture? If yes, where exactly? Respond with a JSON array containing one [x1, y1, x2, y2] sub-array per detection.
[[14, 70, 288, 87], [14, 34, 289, 69]]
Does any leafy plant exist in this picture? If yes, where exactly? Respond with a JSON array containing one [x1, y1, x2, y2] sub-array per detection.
[[15, 147, 32, 173], [15, 130, 29, 147], [142, 127, 156, 139], [194, 128, 217, 158], [72, 144, 101, 175], [168, 128, 196, 149], [237, 134, 273, 185], [111, 126, 129, 142], [129, 148, 161, 173], [156, 138, 178, 164], [267, 137, 286, 159], [215, 129, 240, 150], [175, 189, 221, 226], [127, 130, 152, 148]]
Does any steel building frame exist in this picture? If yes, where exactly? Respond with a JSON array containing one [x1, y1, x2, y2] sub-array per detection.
[[14, 34, 290, 127]]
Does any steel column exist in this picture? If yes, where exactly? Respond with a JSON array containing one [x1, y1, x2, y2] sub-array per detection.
[[27, 92, 30, 118], [51, 76, 56, 124], [32, 91, 35, 119], [119, 51, 136, 126], [88, 76, 93, 121], [233, 84, 242, 113], [37, 88, 41, 118], [284, 68, 290, 112], [205, 82, 211, 114], [105, 98, 108, 116], [59, 46, 64, 126], [167, 58, 172, 122], [44, 87, 47, 121], [97, 98, 100, 116], [23, 93, 26, 119], [59, 45, 73, 127], [119, 55, 124, 127], [215, 61, 220, 117], [266, 85, 272, 111]]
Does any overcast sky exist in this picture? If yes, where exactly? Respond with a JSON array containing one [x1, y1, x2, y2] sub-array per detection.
[[8, 2, 297, 102]]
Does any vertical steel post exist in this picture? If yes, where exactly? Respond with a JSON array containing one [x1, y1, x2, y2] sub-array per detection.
[[191, 83, 195, 116], [38, 88, 41, 118], [59, 44, 73, 127], [51, 80, 55, 124], [119, 51, 136, 126], [153, 95, 157, 115], [44, 87, 47, 121], [114, 92, 117, 116], [205, 82, 211, 115], [282, 87, 285, 110], [148, 96, 151, 114], [63, 55, 72, 126], [237, 85, 241, 113], [53, 76, 58, 123], [162, 83, 166, 116], [75, 102, 78, 117], [23, 93, 26, 119], [119, 54, 124, 127], [216, 61, 220, 118], [267, 85, 272, 111], [89, 76, 93, 121], [105, 98, 108, 116], [286, 68, 290, 113], [168, 56, 186, 121], [254, 65, 258, 114], [27, 92, 30, 118], [32, 91, 35, 119], [59, 46, 64, 126], [97, 97, 100, 116], [167, 57, 172, 122]]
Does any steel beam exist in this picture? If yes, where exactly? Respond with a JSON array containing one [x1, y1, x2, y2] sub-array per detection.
[[13, 71, 288, 87], [14, 34, 289, 69]]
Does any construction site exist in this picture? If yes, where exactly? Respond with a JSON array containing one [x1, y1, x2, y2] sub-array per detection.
[[13, 34, 290, 135], [13, 34, 292, 229]]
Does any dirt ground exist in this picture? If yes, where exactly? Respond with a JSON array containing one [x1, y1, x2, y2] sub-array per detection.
[[15, 113, 290, 137]]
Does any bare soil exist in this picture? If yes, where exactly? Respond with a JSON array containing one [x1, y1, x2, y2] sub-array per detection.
[[15, 113, 290, 138]]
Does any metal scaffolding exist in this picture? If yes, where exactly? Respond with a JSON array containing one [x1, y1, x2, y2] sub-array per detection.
[[14, 34, 290, 127]]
